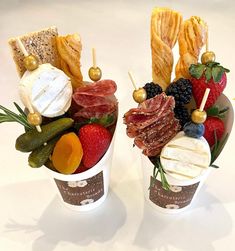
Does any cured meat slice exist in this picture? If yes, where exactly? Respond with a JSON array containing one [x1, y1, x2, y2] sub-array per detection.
[[126, 112, 174, 138], [123, 92, 180, 157], [139, 92, 166, 111], [137, 119, 177, 144], [135, 121, 180, 156], [73, 93, 114, 107], [72, 79, 117, 120], [125, 107, 174, 133], [124, 94, 165, 119], [74, 104, 117, 119], [74, 79, 117, 97], [126, 112, 174, 137], [124, 94, 175, 128], [143, 128, 180, 156], [136, 119, 179, 147]]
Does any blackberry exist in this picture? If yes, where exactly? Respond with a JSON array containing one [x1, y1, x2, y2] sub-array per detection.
[[143, 82, 162, 99], [166, 78, 192, 106], [174, 106, 190, 128]]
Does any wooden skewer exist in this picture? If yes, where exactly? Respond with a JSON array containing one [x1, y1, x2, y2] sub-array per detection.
[[199, 88, 210, 111], [128, 71, 137, 90], [15, 38, 42, 133], [16, 37, 29, 57], [23, 89, 42, 133], [92, 48, 97, 68], [205, 23, 209, 52], [128, 71, 147, 108]]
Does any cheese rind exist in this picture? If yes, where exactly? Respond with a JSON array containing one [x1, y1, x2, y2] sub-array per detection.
[[19, 63, 72, 117], [160, 131, 211, 180]]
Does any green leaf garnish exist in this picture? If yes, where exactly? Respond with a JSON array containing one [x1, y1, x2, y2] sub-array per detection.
[[0, 104, 32, 129], [212, 66, 224, 83], [150, 157, 170, 191], [205, 67, 212, 82], [210, 132, 229, 165], [206, 62, 220, 68], [189, 61, 230, 82], [210, 164, 220, 168], [74, 114, 116, 131], [206, 106, 229, 119], [206, 106, 219, 116], [189, 64, 206, 79]]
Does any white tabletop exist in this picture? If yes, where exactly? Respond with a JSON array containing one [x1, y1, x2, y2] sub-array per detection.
[[0, 0, 235, 250]]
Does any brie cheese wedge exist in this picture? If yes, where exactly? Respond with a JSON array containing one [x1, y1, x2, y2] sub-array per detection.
[[19, 63, 72, 118], [160, 131, 211, 180]]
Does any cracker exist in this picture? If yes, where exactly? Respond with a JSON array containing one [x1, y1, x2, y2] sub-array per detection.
[[8, 26, 60, 77]]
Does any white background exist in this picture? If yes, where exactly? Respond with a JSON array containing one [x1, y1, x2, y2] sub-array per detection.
[[0, 0, 235, 250]]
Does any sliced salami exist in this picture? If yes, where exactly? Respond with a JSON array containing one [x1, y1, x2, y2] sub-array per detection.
[[74, 104, 117, 119], [73, 93, 114, 107], [72, 79, 117, 120], [123, 93, 180, 157], [74, 80, 117, 97]]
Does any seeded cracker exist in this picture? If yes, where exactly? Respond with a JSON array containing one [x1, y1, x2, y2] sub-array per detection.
[[8, 26, 60, 77]]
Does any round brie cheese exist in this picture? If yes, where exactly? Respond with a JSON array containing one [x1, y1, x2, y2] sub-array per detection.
[[160, 131, 211, 180], [19, 63, 72, 118]]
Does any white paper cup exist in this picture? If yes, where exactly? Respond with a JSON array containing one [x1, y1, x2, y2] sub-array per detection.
[[141, 155, 212, 214], [141, 94, 234, 214], [43, 133, 115, 212]]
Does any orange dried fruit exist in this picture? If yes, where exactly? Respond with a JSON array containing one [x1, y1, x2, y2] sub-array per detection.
[[52, 132, 83, 174]]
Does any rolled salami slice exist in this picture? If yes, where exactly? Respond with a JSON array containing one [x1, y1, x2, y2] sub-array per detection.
[[74, 79, 117, 97], [74, 104, 117, 119], [123, 93, 180, 157], [73, 93, 114, 108]]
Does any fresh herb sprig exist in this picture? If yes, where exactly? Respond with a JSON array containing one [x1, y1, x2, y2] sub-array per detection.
[[150, 157, 170, 191], [0, 103, 33, 129]]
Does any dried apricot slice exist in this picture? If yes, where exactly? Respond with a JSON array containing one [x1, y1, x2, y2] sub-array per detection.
[[52, 132, 83, 174]]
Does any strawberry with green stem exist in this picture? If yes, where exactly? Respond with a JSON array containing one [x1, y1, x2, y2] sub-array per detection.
[[189, 50, 229, 110], [203, 106, 229, 147]]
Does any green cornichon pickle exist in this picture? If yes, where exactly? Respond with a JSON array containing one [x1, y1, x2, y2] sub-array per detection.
[[15, 118, 74, 152], [28, 136, 60, 168]]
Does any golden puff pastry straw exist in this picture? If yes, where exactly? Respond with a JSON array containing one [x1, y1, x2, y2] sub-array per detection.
[[175, 16, 208, 80], [151, 7, 182, 90], [56, 34, 84, 89]]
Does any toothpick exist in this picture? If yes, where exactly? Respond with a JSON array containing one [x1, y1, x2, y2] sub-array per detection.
[[22, 87, 42, 133], [92, 48, 97, 68], [25, 96, 42, 133], [128, 71, 137, 90], [16, 37, 29, 57], [206, 24, 209, 52], [199, 88, 210, 111], [128, 71, 147, 108]]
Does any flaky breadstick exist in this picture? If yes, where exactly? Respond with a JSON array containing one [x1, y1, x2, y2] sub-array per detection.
[[175, 16, 208, 79], [151, 7, 182, 90], [56, 34, 84, 88]]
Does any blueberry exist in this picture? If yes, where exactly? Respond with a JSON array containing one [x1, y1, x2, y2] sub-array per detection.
[[183, 122, 205, 138]]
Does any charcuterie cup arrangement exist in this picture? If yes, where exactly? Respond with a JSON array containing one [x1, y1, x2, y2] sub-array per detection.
[[123, 7, 234, 213], [1, 27, 118, 211]]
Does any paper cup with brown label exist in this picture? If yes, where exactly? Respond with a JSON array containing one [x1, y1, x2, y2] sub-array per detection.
[[141, 94, 234, 214], [43, 134, 115, 212]]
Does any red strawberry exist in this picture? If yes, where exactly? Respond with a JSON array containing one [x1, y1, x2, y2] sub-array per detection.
[[203, 117, 225, 146], [189, 62, 229, 110], [78, 124, 112, 168]]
